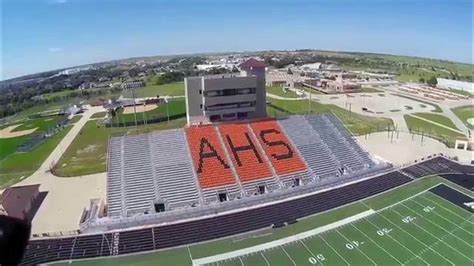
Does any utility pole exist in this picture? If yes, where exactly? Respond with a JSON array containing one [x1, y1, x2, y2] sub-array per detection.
[[166, 97, 169, 123], [131, 87, 138, 132]]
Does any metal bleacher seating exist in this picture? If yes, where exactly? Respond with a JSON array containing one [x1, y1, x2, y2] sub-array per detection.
[[107, 130, 202, 217], [150, 129, 200, 209], [21, 169, 414, 265], [122, 134, 156, 216], [305, 114, 375, 173], [279, 115, 340, 179]]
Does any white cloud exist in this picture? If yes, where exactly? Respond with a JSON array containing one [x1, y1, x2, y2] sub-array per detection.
[[48, 47, 62, 52]]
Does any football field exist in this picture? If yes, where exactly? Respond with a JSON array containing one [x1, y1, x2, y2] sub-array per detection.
[[196, 190, 473, 266]]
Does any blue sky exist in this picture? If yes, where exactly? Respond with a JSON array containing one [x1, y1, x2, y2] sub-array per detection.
[[2, 0, 472, 80]]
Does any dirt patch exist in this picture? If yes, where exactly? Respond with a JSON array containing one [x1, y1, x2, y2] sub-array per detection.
[[77, 144, 99, 154], [122, 104, 157, 114], [0, 124, 38, 138]]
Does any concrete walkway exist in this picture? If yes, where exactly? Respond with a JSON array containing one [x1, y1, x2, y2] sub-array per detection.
[[16, 105, 109, 235]]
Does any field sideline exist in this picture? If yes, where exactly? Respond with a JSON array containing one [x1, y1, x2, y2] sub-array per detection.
[[56, 175, 472, 266]]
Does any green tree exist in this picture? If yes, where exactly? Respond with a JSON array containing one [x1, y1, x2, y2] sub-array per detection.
[[419, 77, 425, 83], [426, 76, 438, 86]]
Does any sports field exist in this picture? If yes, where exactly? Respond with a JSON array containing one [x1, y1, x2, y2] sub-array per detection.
[[451, 105, 474, 129], [61, 175, 473, 266], [205, 190, 472, 266]]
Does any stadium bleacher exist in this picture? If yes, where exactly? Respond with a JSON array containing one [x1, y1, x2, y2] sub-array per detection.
[[218, 123, 273, 183], [249, 120, 307, 175], [186, 126, 237, 189], [150, 130, 200, 209], [21, 167, 418, 265]]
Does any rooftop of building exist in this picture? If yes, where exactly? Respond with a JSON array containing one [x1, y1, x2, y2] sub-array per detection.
[[0, 184, 40, 219], [238, 58, 267, 68]]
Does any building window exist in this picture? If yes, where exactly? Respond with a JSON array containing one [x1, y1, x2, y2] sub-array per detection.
[[199, 90, 202, 94], [200, 104, 203, 109]]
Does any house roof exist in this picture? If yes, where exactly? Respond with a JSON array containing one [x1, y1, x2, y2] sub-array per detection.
[[0, 184, 40, 219], [238, 58, 267, 69]]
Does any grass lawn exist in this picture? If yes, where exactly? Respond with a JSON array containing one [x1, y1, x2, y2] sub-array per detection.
[[266, 86, 299, 98], [121, 82, 184, 98], [0, 125, 73, 188], [90, 112, 107, 119], [54, 118, 186, 176], [69, 115, 82, 124], [394, 94, 443, 113], [63, 175, 464, 266], [451, 105, 474, 129], [266, 98, 393, 135], [404, 115, 465, 147], [412, 112, 459, 131], [448, 88, 473, 97], [0, 116, 63, 160], [361, 86, 384, 93], [115, 99, 185, 124]]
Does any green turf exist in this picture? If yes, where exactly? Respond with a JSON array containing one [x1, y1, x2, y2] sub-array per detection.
[[114, 99, 185, 124], [90, 112, 107, 119], [411, 112, 459, 131], [0, 116, 62, 160], [451, 105, 474, 129], [266, 86, 300, 98], [0, 125, 73, 188], [63, 175, 470, 266], [69, 115, 83, 124], [54, 118, 187, 176], [121, 82, 184, 98], [394, 94, 443, 113], [404, 115, 465, 147], [448, 88, 473, 97], [214, 191, 473, 266], [266, 98, 393, 135]]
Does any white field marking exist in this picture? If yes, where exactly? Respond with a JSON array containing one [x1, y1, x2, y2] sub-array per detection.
[[417, 195, 474, 229], [420, 194, 474, 225], [239, 257, 244, 266], [385, 209, 456, 266], [334, 228, 377, 266], [299, 240, 322, 266], [408, 199, 474, 238], [280, 246, 296, 266], [187, 245, 193, 261], [260, 252, 270, 266], [363, 217, 429, 266], [398, 203, 474, 261], [378, 212, 455, 266], [350, 223, 403, 264], [318, 235, 350, 266], [191, 210, 375, 265], [362, 184, 440, 213], [401, 218, 474, 265]]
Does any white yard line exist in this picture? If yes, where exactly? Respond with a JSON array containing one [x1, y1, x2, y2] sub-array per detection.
[[380, 211, 455, 266], [299, 240, 322, 266], [260, 252, 270, 266], [408, 199, 474, 237], [396, 204, 473, 261], [280, 246, 296, 266], [363, 217, 429, 265], [420, 194, 474, 224], [350, 223, 403, 264], [334, 228, 377, 266], [191, 210, 375, 265], [318, 235, 350, 266]]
